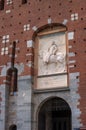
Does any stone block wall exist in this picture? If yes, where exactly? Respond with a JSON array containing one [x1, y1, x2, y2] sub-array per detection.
[[32, 72, 81, 130], [0, 76, 32, 130], [0, 84, 6, 130]]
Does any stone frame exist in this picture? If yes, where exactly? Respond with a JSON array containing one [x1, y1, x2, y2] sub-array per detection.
[[34, 25, 69, 90]]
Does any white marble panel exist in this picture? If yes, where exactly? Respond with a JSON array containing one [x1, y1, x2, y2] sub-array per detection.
[[38, 32, 67, 75], [37, 74, 68, 89]]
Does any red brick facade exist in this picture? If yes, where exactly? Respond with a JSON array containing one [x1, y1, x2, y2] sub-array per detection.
[[0, 0, 86, 128]]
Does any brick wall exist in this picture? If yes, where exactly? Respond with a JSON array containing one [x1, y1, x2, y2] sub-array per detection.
[[0, 0, 86, 128]]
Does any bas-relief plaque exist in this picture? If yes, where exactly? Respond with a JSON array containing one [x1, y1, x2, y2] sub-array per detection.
[[37, 32, 68, 89], [38, 32, 67, 75]]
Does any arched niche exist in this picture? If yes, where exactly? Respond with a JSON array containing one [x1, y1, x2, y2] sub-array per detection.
[[38, 97, 71, 130], [6, 67, 18, 95], [33, 23, 69, 90]]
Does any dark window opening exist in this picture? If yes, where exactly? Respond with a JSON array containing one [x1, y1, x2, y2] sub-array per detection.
[[9, 124, 17, 130], [6, 41, 18, 96], [6, 67, 18, 96], [0, 0, 4, 10], [22, 0, 27, 4]]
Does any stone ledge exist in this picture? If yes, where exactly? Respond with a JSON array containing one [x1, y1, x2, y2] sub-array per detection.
[[33, 87, 70, 94], [18, 75, 32, 80]]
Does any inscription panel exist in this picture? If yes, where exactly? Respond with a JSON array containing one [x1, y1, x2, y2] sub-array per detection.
[[37, 74, 68, 89]]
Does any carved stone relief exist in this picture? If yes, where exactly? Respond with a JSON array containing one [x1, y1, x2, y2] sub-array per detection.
[[38, 32, 67, 76]]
